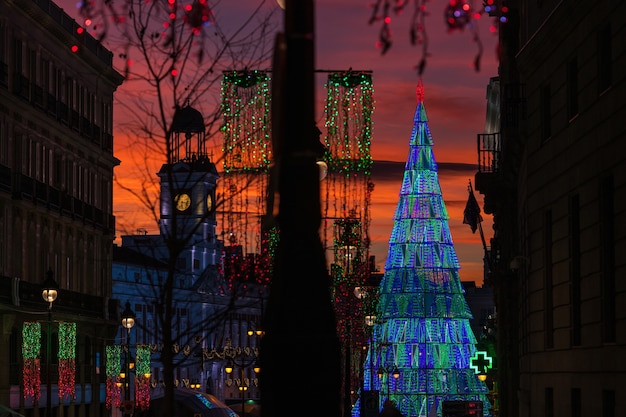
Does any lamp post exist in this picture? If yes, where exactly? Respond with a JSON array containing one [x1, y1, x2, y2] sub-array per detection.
[[41, 269, 58, 417], [225, 354, 260, 417], [376, 365, 399, 401], [363, 313, 376, 414], [121, 301, 136, 417]]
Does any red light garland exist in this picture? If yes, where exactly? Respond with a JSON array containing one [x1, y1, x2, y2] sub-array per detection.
[[367, 0, 506, 74]]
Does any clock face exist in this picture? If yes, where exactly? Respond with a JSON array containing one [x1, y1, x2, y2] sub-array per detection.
[[206, 193, 214, 212], [175, 193, 191, 212]]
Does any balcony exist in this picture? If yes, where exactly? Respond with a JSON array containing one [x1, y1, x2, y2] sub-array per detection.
[[477, 132, 500, 174], [0, 275, 107, 319], [5, 172, 114, 234], [475, 132, 501, 215]]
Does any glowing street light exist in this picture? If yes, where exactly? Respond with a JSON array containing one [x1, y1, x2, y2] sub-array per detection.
[[41, 269, 58, 417]]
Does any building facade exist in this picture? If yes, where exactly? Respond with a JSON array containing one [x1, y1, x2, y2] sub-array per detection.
[[476, 1, 625, 417], [0, 0, 123, 415], [110, 104, 264, 409]]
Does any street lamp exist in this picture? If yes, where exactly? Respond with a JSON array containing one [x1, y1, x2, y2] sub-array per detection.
[[121, 301, 135, 417], [376, 364, 400, 401], [41, 269, 58, 417], [225, 356, 259, 417]]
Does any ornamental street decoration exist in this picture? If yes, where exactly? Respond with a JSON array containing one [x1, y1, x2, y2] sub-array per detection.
[[352, 81, 491, 417]]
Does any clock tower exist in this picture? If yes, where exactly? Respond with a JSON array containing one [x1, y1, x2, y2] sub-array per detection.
[[158, 104, 219, 245]]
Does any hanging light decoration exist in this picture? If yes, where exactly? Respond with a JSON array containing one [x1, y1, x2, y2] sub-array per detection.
[[135, 345, 151, 410], [445, 0, 472, 31], [22, 322, 41, 401], [105, 345, 122, 409], [353, 81, 492, 417], [58, 322, 76, 400], [220, 69, 273, 295], [322, 70, 374, 410]]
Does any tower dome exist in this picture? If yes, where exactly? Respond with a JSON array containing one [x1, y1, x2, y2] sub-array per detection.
[[172, 105, 205, 134]]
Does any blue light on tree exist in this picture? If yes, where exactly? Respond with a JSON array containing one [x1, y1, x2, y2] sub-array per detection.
[[353, 80, 491, 417]]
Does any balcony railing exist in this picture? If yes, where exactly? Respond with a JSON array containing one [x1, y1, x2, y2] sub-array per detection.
[[5, 171, 114, 233], [477, 132, 501, 174]]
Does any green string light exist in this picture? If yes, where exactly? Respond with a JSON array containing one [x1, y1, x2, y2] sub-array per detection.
[[23, 322, 41, 359], [106, 345, 121, 377], [58, 322, 76, 399], [22, 322, 41, 401], [135, 345, 151, 376], [323, 71, 373, 175], [58, 322, 76, 360], [221, 70, 272, 174], [105, 345, 122, 409]]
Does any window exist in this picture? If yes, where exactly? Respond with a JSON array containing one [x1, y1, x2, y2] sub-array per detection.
[[0, 22, 6, 64], [42, 58, 50, 92], [597, 24, 612, 93], [133, 303, 143, 344], [28, 137, 37, 178], [540, 84, 551, 142], [54, 152, 63, 189], [79, 84, 85, 116], [28, 48, 37, 84], [103, 101, 112, 133], [602, 390, 615, 417], [567, 57, 579, 120], [65, 160, 74, 195], [571, 388, 581, 417], [545, 387, 554, 417], [65, 77, 73, 107], [569, 195, 581, 346], [600, 175, 615, 342], [174, 308, 189, 340], [55, 67, 63, 101], [9, 328, 20, 384], [544, 210, 553, 349], [0, 122, 7, 165], [88, 92, 96, 124], [13, 39, 23, 74], [42, 145, 50, 184], [83, 336, 92, 383]]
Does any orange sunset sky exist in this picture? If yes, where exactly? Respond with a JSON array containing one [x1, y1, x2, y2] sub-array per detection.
[[60, 0, 499, 286]]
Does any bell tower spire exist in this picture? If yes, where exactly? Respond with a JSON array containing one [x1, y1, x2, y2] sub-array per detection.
[[171, 103, 207, 163], [158, 104, 219, 243]]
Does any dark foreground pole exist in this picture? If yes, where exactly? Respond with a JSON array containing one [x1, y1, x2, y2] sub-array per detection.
[[261, 1, 342, 417]]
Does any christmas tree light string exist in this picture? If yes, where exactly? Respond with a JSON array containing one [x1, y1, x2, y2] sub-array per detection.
[[352, 80, 491, 417]]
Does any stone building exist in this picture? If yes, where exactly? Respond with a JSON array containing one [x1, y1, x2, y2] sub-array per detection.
[[0, 0, 123, 415], [476, 2, 625, 417]]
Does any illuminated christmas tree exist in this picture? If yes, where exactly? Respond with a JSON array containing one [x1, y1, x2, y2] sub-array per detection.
[[354, 81, 491, 417]]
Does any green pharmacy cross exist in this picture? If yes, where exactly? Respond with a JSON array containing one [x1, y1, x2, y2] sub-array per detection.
[[470, 351, 493, 374]]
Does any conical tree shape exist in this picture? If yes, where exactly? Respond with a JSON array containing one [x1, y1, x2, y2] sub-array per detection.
[[354, 81, 491, 417]]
